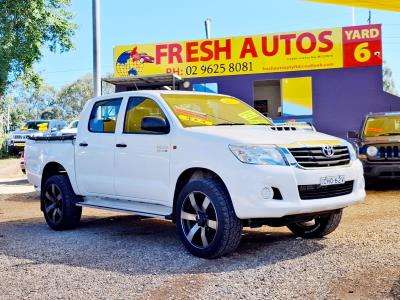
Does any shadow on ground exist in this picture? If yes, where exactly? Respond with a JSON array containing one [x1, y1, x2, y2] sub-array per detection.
[[0, 214, 325, 275], [0, 178, 28, 186], [366, 179, 400, 191], [2, 191, 39, 202]]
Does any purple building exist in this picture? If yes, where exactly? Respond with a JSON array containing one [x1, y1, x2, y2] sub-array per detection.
[[107, 24, 400, 139]]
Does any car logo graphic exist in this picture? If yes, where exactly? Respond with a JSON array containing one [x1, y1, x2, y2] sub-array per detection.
[[322, 145, 335, 157]]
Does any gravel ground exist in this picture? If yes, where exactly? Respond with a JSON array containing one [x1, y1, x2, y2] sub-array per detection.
[[0, 158, 399, 299]]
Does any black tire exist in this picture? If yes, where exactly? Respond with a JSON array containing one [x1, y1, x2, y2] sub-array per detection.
[[7, 146, 19, 156], [365, 177, 378, 190], [42, 175, 82, 230], [287, 209, 342, 238], [175, 178, 242, 259]]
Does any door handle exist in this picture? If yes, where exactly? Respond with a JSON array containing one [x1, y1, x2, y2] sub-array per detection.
[[79, 142, 88, 147], [116, 143, 127, 148]]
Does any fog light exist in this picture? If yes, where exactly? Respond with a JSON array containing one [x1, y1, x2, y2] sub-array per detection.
[[261, 186, 274, 200]]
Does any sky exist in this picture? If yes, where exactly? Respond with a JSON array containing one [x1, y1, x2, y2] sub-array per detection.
[[35, 0, 400, 90]]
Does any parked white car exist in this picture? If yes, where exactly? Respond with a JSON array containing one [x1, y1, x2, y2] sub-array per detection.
[[60, 120, 79, 135], [25, 91, 365, 258]]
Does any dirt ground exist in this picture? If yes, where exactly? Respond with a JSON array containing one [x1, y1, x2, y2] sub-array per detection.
[[0, 158, 399, 299]]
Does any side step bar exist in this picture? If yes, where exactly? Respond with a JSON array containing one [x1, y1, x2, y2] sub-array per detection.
[[76, 196, 173, 219]]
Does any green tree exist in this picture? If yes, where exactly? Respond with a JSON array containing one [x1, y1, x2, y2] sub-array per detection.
[[383, 61, 398, 96], [0, 0, 76, 96], [41, 107, 63, 119], [16, 83, 58, 119]]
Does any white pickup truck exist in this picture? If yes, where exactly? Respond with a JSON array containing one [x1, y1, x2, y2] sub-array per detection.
[[25, 91, 365, 258]]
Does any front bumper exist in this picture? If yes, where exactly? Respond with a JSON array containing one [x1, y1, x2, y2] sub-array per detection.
[[8, 141, 26, 149], [362, 160, 400, 179], [224, 160, 365, 219]]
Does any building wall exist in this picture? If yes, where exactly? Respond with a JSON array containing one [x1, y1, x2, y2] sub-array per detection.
[[187, 66, 400, 139]]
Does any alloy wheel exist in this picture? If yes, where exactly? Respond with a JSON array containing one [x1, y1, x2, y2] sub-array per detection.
[[180, 191, 218, 249], [44, 184, 63, 225]]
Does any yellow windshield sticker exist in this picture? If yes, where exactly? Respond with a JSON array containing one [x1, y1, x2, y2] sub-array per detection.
[[238, 110, 267, 124], [220, 98, 240, 105], [178, 114, 213, 126], [238, 110, 259, 120], [37, 123, 48, 131]]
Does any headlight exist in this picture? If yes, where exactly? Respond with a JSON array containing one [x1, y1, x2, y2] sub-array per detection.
[[229, 145, 287, 165], [366, 146, 378, 157]]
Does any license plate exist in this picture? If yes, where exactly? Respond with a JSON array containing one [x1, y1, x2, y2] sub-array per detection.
[[14, 143, 25, 147], [320, 175, 345, 186]]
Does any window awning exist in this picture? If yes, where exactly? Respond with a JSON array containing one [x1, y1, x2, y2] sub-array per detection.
[[103, 74, 183, 88], [305, 0, 400, 12]]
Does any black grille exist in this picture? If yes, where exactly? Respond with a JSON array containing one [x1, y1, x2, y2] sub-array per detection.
[[369, 144, 400, 161], [298, 181, 354, 200], [288, 146, 351, 168]]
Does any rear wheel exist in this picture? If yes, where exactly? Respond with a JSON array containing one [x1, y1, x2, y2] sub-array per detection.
[[287, 209, 342, 238], [42, 175, 82, 230], [176, 178, 242, 258]]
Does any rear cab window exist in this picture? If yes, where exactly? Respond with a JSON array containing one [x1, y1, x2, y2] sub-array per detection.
[[89, 98, 123, 133]]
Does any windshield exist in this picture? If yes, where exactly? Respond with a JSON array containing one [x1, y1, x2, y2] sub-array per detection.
[[21, 121, 49, 131], [363, 115, 400, 137], [162, 94, 272, 127], [68, 121, 79, 129]]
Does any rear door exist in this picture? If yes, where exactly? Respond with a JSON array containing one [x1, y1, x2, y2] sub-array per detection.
[[114, 96, 171, 203], [75, 97, 123, 195]]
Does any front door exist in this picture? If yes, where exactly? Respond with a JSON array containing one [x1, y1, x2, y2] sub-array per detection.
[[114, 96, 170, 203], [75, 97, 123, 195]]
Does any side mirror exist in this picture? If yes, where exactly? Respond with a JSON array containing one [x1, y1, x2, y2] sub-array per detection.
[[141, 117, 169, 134], [347, 130, 359, 139]]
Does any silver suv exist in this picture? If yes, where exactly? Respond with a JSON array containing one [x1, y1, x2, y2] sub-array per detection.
[[7, 120, 67, 154]]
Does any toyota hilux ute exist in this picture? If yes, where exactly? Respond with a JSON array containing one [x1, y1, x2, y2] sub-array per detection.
[[348, 112, 400, 181], [25, 91, 365, 258]]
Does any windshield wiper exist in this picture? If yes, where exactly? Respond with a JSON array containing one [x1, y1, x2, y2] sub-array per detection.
[[378, 132, 400, 136], [216, 123, 245, 126]]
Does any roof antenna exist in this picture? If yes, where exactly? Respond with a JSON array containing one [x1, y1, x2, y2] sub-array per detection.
[[133, 78, 138, 91]]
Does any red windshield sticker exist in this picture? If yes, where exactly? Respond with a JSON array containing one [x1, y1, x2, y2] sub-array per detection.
[[175, 108, 209, 120], [367, 127, 384, 133]]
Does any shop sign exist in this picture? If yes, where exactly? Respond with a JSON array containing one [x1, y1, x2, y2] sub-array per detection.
[[114, 24, 382, 78]]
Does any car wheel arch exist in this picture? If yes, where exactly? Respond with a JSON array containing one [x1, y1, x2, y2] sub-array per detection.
[[40, 162, 70, 210], [172, 167, 232, 222]]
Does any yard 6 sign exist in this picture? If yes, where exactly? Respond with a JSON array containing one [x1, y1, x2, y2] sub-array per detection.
[[342, 25, 382, 68]]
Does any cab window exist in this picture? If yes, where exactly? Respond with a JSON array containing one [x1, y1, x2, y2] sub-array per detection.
[[124, 97, 167, 134], [89, 98, 122, 133]]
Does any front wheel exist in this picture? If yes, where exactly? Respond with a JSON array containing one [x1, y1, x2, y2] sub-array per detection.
[[287, 209, 342, 238], [176, 178, 242, 258], [42, 175, 82, 230]]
